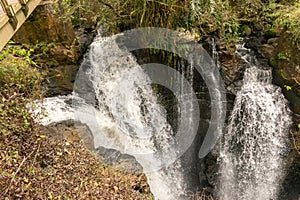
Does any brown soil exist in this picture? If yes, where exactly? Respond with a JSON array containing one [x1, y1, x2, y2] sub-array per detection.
[[0, 125, 152, 199]]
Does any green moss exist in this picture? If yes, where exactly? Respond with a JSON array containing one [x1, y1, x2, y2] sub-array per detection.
[[270, 59, 278, 68], [277, 52, 287, 60], [265, 28, 278, 39]]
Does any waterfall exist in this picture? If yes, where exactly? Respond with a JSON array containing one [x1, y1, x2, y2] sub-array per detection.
[[31, 33, 201, 200], [218, 65, 292, 199], [211, 38, 220, 70], [31, 29, 293, 200]]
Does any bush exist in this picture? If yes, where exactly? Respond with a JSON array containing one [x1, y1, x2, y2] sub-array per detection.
[[0, 44, 43, 142], [0, 44, 44, 196], [0, 44, 43, 132]]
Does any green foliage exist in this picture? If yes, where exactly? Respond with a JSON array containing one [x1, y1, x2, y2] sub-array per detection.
[[53, 0, 104, 27], [277, 52, 287, 60], [0, 44, 45, 197], [52, 0, 241, 44], [50, 0, 299, 48], [229, 0, 277, 22], [189, 0, 239, 42], [0, 43, 36, 66], [274, 2, 300, 48], [0, 44, 43, 137], [34, 42, 56, 56], [96, 0, 189, 31]]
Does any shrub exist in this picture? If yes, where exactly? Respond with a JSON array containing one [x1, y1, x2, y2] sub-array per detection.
[[0, 43, 43, 137], [274, 2, 300, 48]]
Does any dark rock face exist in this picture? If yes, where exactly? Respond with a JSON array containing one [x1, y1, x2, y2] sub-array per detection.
[[279, 151, 300, 200], [13, 6, 76, 46], [12, 5, 97, 97], [265, 32, 300, 117], [12, 5, 79, 97]]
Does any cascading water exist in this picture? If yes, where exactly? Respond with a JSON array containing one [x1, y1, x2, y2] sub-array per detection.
[[31, 32, 293, 199], [211, 38, 220, 70], [218, 62, 292, 199], [31, 32, 203, 199]]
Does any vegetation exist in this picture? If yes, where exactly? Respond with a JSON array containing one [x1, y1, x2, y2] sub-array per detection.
[[277, 52, 287, 60], [52, 0, 239, 42], [0, 44, 43, 133], [49, 0, 300, 46], [274, 2, 300, 47]]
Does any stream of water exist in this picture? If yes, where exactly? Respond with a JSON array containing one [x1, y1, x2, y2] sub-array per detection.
[[218, 45, 292, 200], [32, 33, 200, 199], [30, 34, 293, 200]]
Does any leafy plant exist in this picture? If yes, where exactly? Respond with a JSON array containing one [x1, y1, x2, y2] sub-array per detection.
[[284, 84, 292, 91], [0, 44, 43, 136], [277, 52, 287, 60], [189, 0, 239, 43], [34, 42, 56, 56]]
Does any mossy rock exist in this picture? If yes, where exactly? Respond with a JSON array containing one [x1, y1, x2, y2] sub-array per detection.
[[264, 28, 279, 39], [269, 31, 300, 116]]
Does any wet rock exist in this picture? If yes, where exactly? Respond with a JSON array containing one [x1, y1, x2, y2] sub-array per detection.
[[96, 147, 143, 174], [204, 153, 219, 188], [260, 44, 276, 59], [46, 64, 78, 96], [245, 36, 265, 52], [74, 27, 96, 59], [216, 40, 227, 51], [279, 151, 300, 200], [202, 36, 240, 91]]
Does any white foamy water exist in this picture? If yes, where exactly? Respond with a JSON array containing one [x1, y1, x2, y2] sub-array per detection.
[[218, 66, 292, 200], [31, 33, 197, 199]]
